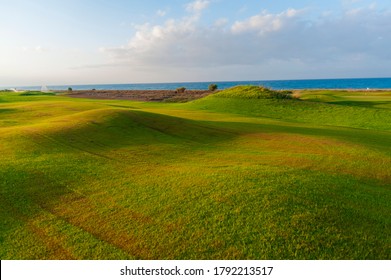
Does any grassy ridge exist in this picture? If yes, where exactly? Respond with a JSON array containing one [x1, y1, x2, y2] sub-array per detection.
[[0, 88, 390, 259], [189, 86, 391, 131], [211, 85, 293, 99]]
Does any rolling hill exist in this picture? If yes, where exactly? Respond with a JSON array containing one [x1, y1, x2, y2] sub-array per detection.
[[1, 87, 390, 259]]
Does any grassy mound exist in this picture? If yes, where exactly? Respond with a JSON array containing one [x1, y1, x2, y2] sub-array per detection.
[[24, 108, 237, 151], [189, 87, 391, 131], [212, 85, 293, 99]]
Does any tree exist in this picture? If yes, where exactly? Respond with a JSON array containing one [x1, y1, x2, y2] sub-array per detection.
[[208, 84, 218, 91], [176, 87, 186, 93]]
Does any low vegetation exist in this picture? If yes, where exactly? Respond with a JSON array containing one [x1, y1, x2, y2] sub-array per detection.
[[0, 86, 390, 259]]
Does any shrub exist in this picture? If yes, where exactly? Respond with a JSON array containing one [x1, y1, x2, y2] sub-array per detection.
[[176, 87, 186, 94], [208, 84, 218, 91], [68, 87, 73, 92]]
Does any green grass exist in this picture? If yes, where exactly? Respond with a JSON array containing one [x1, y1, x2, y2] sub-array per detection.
[[0, 86, 390, 259], [188, 87, 391, 131]]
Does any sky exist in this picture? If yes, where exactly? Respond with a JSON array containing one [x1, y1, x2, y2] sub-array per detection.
[[1, 0, 391, 87]]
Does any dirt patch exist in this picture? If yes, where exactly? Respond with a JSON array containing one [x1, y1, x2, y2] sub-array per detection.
[[64, 89, 215, 102]]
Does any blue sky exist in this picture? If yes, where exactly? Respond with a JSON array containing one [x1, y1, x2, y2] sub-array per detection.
[[1, 0, 391, 86]]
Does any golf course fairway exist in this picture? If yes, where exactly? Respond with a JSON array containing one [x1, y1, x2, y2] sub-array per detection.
[[1, 86, 390, 259]]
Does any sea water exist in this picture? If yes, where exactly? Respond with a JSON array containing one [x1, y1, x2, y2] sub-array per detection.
[[10, 77, 391, 91]]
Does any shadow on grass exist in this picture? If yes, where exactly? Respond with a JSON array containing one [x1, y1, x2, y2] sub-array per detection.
[[0, 168, 78, 235], [201, 118, 391, 156], [328, 100, 391, 109], [0, 108, 17, 114], [24, 109, 239, 155], [19, 107, 391, 160]]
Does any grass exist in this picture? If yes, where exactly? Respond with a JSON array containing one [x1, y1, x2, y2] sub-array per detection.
[[0, 87, 390, 259], [188, 87, 391, 131]]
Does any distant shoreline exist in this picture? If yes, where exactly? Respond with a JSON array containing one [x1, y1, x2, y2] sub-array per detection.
[[5, 77, 391, 91]]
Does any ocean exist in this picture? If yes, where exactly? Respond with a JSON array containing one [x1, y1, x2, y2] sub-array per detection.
[[8, 77, 391, 91]]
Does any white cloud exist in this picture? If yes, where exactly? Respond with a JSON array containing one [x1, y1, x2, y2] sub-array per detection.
[[185, 0, 210, 13], [21, 46, 49, 52], [231, 9, 302, 34], [100, 5, 391, 80]]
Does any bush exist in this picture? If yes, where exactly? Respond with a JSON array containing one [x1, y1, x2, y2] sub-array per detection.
[[176, 87, 186, 94], [208, 84, 218, 91], [68, 87, 73, 92]]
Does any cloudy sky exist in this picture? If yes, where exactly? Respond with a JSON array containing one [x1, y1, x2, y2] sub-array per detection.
[[1, 0, 391, 86]]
